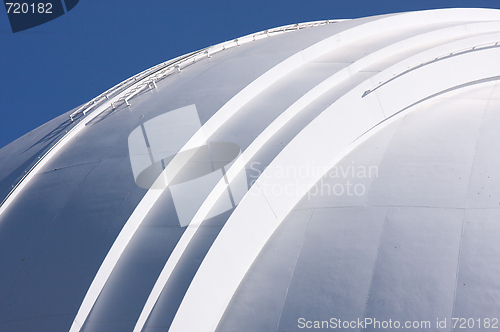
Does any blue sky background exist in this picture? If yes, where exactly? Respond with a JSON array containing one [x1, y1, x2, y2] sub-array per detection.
[[1, 0, 500, 149]]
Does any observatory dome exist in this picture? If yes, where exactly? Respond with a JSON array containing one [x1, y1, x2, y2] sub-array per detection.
[[1, 8, 500, 332]]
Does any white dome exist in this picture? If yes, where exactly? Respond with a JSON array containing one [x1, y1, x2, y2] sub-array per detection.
[[1, 8, 500, 332]]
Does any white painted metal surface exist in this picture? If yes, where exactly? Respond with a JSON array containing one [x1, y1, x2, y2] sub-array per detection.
[[134, 20, 500, 332], [1, 8, 500, 332], [168, 11, 500, 332]]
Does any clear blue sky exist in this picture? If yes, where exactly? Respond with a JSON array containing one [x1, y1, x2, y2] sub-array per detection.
[[1, 0, 500, 149]]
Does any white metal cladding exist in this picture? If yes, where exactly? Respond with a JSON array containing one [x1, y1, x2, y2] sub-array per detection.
[[136, 19, 500, 332], [67, 19, 350, 332], [0, 7, 500, 332], [70, 11, 417, 332], [168, 10, 500, 332], [52, 7, 498, 331]]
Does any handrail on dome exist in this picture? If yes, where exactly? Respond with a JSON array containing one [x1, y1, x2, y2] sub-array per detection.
[[68, 20, 341, 122], [363, 41, 500, 97]]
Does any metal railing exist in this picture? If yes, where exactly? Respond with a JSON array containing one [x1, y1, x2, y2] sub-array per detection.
[[69, 19, 341, 121], [363, 41, 500, 97]]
